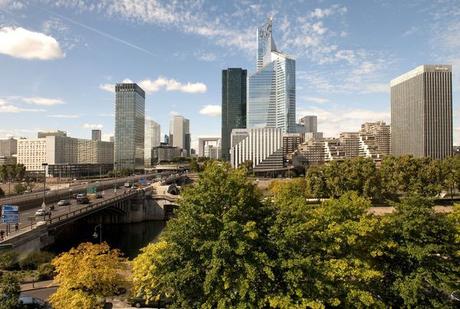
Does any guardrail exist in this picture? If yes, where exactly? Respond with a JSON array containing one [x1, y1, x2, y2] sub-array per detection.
[[47, 190, 139, 225]]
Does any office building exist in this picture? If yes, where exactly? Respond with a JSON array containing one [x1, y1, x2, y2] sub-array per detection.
[[230, 127, 283, 171], [391, 64, 452, 159], [169, 115, 191, 156], [283, 133, 303, 161], [91, 129, 102, 141], [151, 144, 182, 164], [17, 134, 114, 172], [145, 119, 161, 167], [115, 83, 145, 170], [359, 121, 390, 160], [0, 138, 17, 157], [247, 18, 296, 134], [300, 116, 317, 132], [198, 137, 221, 159], [222, 68, 247, 161], [305, 132, 324, 141]]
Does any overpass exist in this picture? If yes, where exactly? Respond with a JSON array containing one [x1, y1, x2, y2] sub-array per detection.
[[0, 185, 179, 255]]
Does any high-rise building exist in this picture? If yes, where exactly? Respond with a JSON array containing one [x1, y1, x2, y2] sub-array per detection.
[[169, 115, 191, 156], [91, 129, 102, 141], [230, 127, 283, 171], [247, 18, 296, 134], [0, 138, 17, 157], [300, 116, 317, 133], [391, 65, 452, 159], [144, 119, 161, 167], [221, 68, 247, 161], [115, 83, 145, 170]]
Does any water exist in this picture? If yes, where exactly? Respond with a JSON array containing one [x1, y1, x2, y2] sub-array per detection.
[[46, 220, 166, 259]]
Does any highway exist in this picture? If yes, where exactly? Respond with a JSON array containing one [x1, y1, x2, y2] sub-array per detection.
[[0, 183, 150, 242]]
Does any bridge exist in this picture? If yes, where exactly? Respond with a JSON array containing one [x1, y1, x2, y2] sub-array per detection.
[[0, 184, 180, 255]]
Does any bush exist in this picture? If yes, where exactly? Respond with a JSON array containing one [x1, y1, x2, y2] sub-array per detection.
[[14, 183, 26, 195], [37, 263, 55, 280], [0, 251, 19, 270], [19, 251, 55, 270]]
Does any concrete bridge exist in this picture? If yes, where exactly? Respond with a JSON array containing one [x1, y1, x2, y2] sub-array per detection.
[[0, 185, 179, 255]]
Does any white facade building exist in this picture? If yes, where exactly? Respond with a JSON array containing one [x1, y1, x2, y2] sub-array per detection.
[[230, 127, 283, 171], [169, 115, 191, 156]]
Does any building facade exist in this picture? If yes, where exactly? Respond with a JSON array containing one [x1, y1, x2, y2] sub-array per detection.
[[230, 127, 283, 171], [169, 115, 190, 156], [221, 68, 247, 161], [247, 18, 296, 134], [0, 138, 17, 157], [300, 116, 317, 133], [391, 65, 452, 159], [151, 144, 182, 164], [198, 137, 221, 159], [359, 121, 390, 160], [91, 129, 102, 141], [115, 83, 145, 170], [145, 119, 161, 167]]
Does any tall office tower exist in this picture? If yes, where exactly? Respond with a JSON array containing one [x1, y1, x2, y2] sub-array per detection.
[[0, 138, 17, 157], [91, 129, 102, 141], [391, 65, 452, 159], [300, 116, 317, 133], [169, 115, 191, 156], [144, 119, 161, 167], [247, 18, 296, 134], [222, 68, 247, 161], [115, 83, 145, 170]]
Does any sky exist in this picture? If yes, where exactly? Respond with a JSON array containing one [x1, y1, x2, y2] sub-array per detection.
[[0, 0, 459, 149]]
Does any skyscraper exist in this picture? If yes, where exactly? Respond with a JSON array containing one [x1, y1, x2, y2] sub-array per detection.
[[144, 118, 161, 167], [247, 18, 296, 133], [391, 65, 452, 159], [169, 115, 191, 156], [91, 129, 102, 141], [115, 83, 145, 170], [300, 116, 317, 133], [221, 68, 247, 161]]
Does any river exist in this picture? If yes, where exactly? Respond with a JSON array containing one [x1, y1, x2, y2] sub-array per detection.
[[46, 220, 166, 259]]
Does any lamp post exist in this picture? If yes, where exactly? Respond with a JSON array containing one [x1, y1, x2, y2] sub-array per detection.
[[41, 163, 48, 207], [93, 224, 102, 243]]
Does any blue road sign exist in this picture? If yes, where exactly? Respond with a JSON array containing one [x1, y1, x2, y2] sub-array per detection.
[[2, 205, 19, 224]]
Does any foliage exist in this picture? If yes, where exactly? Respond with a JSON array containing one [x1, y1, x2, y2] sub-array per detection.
[[19, 251, 54, 270], [13, 183, 26, 195], [37, 262, 55, 280], [0, 272, 21, 309], [137, 162, 276, 308], [49, 242, 125, 309], [375, 196, 460, 307], [0, 251, 19, 271], [131, 241, 169, 304], [269, 192, 384, 308], [0, 164, 26, 183], [305, 155, 460, 201]]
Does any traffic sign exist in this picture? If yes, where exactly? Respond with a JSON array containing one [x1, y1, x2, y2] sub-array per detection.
[[1, 205, 19, 224]]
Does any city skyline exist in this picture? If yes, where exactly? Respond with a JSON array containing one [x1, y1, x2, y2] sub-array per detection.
[[0, 1, 459, 148]]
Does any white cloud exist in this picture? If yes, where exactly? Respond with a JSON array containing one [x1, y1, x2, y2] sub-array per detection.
[[309, 5, 347, 19], [194, 51, 216, 62], [0, 26, 64, 60], [303, 96, 329, 104], [20, 97, 64, 106], [82, 123, 103, 129], [100, 77, 207, 94], [199, 105, 221, 117], [0, 99, 45, 113], [48, 114, 80, 119]]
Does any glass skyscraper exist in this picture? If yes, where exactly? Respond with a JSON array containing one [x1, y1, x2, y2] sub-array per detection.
[[221, 68, 247, 161], [115, 83, 145, 170], [144, 118, 161, 167], [248, 18, 296, 133]]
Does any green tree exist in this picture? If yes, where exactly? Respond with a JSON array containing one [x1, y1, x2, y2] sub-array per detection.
[[0, 251, 18, 270], [142, 162, 276, 308], [375, 196, 460, 307], [269, 192, 384, 308], [13, 183, 26, 195], [50, 242, 126, 309], [0, 273, 21, 309], [305, 165, 329, 198]]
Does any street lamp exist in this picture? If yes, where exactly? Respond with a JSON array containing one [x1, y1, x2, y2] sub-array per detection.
[[93, 224, 102, 243], [41, 163, 48, 207]]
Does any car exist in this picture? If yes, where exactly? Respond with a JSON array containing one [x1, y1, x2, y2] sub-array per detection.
[[57, 199, 70, 206], [124, 182, 131, 188], [34, 209, 50, 217], [77, 196, 90, 204], [95, 192, 103, 199]]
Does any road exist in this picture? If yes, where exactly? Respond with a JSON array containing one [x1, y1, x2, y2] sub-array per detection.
[[0, 184, 142, 241]]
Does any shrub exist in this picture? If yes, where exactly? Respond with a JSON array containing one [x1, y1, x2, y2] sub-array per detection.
[[19, 251, 55, 270], [37, 263, 55, 280], [0, 251, 19, 270]]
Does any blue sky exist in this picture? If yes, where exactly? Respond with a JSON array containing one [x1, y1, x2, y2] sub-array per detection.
[[0, 0, 459, 148]]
